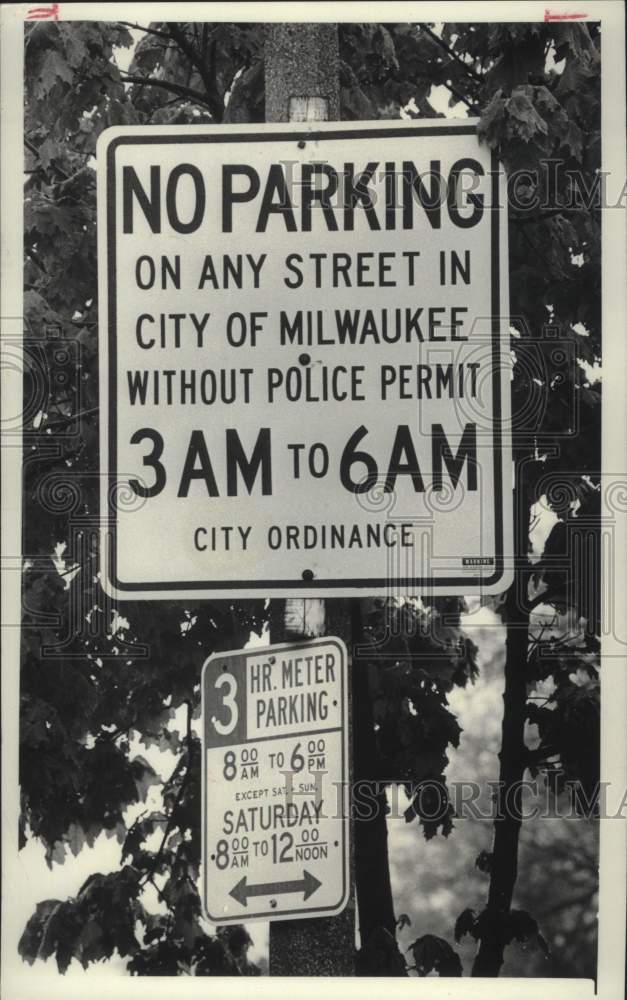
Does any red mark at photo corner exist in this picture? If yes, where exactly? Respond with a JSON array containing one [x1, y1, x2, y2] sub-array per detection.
[[26, 3, 60, 20], [544, 9, 587, 19]]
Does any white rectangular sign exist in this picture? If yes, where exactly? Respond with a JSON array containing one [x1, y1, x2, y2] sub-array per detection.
[[201, 638, 349, 924], [98, 120, 512, 599]]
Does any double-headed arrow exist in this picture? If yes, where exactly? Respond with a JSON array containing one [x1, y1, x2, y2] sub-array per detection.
[[229, 870, 321, 908]]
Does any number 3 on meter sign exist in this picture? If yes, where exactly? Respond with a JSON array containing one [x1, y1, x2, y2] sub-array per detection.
[[213, 672, 238, 735], [203, 656, 247, 748]]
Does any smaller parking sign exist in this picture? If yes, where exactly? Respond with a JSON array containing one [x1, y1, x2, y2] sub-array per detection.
[[201, 638, 349, 924]]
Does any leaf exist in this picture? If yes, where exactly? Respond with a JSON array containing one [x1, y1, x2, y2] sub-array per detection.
[[131, 755, 160, 801], [488, 909, 552, 957], [478, 90, 507, 148], [33, 48, 74, 100], [408, 934, 462, 976], [219, 924, 253, 959], [340, 82, 376, 120], [506, 88, 548, 141], [77, 920, 109, 967], [38, 900, 83, 973], [66, 822, 85, 858], [404, 781, 455, 840], [18, 899, 62, 963], [49, 840, 66, 867], [507, 910, 538, 942], [454, 907, 479, 942]]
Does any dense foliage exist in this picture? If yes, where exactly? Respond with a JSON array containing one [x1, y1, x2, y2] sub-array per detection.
[[20, 20, 600, 977]]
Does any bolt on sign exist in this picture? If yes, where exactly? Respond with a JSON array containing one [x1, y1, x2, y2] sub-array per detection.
[[201, 638, 349, 923], [97, 120, 513, 599]]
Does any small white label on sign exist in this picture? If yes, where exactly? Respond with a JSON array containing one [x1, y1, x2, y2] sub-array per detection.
[[288, 96, 330, 121], [201, 637, 349, 924]]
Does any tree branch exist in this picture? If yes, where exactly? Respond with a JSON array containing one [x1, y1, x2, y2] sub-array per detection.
[[527, 589, 570, 612], [118, 21, 172, 42], [24, 137, 70, 181], [421, 24, 486, 90], [511, 208, 586, 225], [119, 72, 210, 107], [118, 21, 174, 42], [443, 82, 481, 114], [43, 407, 99, 430], [540, 886, 597, 918], [167, 23, 224, 122]]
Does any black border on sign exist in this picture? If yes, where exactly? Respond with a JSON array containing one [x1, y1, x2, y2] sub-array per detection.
[[105, 125, 506, 593], [200, 637, 349, 923]]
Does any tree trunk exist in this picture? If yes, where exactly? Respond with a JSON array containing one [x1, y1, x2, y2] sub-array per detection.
[[472, 461, 530, 976], [353, 653, 396, 935], [351, 602, 404, 974]]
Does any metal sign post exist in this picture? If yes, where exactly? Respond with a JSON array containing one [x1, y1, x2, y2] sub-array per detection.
[[264, 23, 356, 976]]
